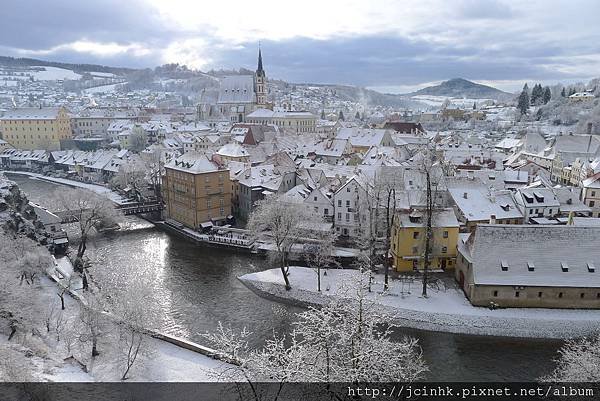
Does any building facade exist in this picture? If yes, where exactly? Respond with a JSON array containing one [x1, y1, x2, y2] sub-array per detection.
[[391, 208, 460, 272], [0, 107, 72, 150], [163, 152, 232, 229]]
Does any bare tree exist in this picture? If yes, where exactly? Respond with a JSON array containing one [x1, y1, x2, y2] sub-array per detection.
[[248, 195, 323, 290], [303, 228, 338, 292], [110, 157, 148, 202], [204, 271, 427, 399], [51, 188, 119, 288], [0, 232, 49, 341], [78, 292, 104, 358], [415, 145, 444, 297], [128, 126, 148, 153], [542, 333, 600, 381]]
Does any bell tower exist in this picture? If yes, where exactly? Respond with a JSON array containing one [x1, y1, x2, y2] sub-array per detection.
[[255, 46, 267, 107]]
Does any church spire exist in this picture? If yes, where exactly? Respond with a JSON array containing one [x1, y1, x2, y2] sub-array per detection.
[[256, 45, 265, 77]]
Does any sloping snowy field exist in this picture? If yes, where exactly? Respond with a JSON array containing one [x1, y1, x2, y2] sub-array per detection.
[[239, 267, 600, 339]]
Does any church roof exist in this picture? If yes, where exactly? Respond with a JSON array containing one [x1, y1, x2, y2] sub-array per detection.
[[217, 75, 255, 104]]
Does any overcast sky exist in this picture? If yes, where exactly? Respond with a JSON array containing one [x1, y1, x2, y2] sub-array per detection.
[[1, 0, 598, 93]]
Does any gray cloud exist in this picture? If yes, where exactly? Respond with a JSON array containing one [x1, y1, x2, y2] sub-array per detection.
[[0, 0, 598, 92]]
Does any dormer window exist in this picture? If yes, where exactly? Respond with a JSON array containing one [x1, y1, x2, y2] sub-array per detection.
[[527, 262, 535, 272], [501, 260, 509, 271], [561, 262, 569, 272], [588, 263, 595, 273]]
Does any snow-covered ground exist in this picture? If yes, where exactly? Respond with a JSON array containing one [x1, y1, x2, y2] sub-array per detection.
[[30, 66, 82, 81], [411, 95, 494, 108], [83, 82, 124, 95], [1, 256, 236, 382], [239, 267, 600, 339]]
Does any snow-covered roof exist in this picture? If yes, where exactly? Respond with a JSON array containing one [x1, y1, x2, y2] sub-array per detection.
[[465, 224, 600, 288], [165, 152, 223, 174], [449, 186, 523, 222], [217, 75, 255, 104], [0, 106, 65, 120], [217, 142, 249, 158]]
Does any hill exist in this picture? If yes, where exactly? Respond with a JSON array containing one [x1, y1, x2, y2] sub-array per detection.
[[410, 78, 513, 100], [0, 56, 137, 76]]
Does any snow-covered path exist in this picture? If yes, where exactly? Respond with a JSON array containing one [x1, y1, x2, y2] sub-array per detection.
[[239, 267, 600, 339]]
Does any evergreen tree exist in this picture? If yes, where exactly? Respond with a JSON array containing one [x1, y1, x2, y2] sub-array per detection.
[[517, 87, 530, 115], [320, 109, 325, 120], [531, 84, 543, 105], [473, 102, 477, 110], [355, 111, 361, 120], [542, 86, 552, 104], [338, 110, 345, 121], [561, 87, 566, 97]]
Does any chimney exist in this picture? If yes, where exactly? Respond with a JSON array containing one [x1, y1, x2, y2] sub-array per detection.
[[489, 214, 496, 224], [463, 192, 468, 199], [588, 122, 593, 135]]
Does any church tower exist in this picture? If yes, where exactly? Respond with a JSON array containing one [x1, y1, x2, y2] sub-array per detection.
[[254, 47, 267, 107]]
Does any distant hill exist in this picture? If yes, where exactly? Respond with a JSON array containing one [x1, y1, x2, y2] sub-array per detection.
[[0, 56, 137, 76], [286, 82, 425, 108], [409, 78, 513, 100]]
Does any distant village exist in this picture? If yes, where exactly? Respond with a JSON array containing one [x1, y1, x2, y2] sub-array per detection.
[[1, 50, 600, 312]]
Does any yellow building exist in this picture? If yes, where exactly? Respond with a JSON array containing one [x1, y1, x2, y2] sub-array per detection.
[[391, 208, 460, 272], [0, 107, 72, 150], [163, 152, 232, 230]]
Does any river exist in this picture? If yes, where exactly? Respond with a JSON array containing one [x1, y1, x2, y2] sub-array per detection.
[[9, 173, 562, 381]]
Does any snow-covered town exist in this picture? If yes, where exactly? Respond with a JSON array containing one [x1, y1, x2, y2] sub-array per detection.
[[1, 1, 600, 400]]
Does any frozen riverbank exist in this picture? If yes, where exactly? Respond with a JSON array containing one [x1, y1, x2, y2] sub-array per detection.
[[2, 171, 129, 205], [239, 267, 600, 339]]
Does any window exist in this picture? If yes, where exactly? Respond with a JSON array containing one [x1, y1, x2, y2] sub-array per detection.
[[580, 293, 585, 299], [324, 208, 329, 215], [345, 213, 350, 221], [347, 187, 350, 192], [558, 292, 563, 298], [338, 200, 342, 207], [538, 292, 543, 298], [314, 196, 317, 201], [591, 201, 596, 207], [413, 232, 419, 239], [493, 291, 498, 297], [337, 212, 341, 220], [442, 246, 447, 253], [443, 231, 448, 238], [548, 209, 552, 215], [346, 200, 350, 207], [515, 291, 520, 298]]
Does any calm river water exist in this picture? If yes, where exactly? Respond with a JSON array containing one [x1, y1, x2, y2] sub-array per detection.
[[9, 173, 562, 381]]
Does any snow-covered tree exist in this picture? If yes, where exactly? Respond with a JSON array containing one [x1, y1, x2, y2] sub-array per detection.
[[0, 232, 51, 341], [128, 126, 148, 153], [248, 195, 323, 290], [204, 271, 427, 399], [50, 188, 119, 286], [302, 228, 338, 292], [110, 157, 148, 201], [518, 86, 530, 115], [542, 334, 600, 381], [97, 265, 159, 380]]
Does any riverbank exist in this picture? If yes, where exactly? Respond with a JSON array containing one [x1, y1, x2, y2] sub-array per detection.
[[41, 256, 237, 381], [239, 267, 600, 340], [2, 170, 129, 205]]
